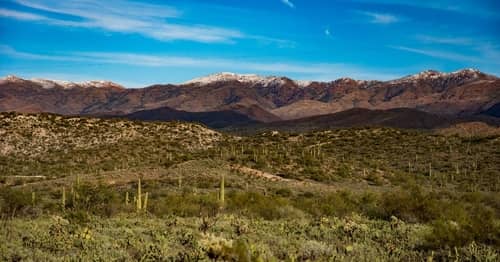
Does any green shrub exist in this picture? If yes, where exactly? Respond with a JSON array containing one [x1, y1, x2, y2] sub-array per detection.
[[379, 187, 441, 223], [0, 188, 32, 217], [275, 188, 292, 197], [227, 192, 293, 220]]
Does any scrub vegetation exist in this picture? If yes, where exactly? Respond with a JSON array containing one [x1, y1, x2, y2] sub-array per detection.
[[0, 112, 499, 261]]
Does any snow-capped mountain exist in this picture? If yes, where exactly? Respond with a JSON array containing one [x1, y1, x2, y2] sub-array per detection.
[[0, 69, 498, 122], [1, 75, 124, 89], [390, 69, 486, 84], [183, 72, 312, 87]]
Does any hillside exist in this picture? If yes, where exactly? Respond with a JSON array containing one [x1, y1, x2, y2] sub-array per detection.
[[0, 113, 499, 260], [481, 102, 500, 117], [0, 112, 221, 177], [120, 106, 258, 128], [1, 112, 499, 188]]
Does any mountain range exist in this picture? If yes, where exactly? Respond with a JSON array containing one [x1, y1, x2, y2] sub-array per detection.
[[1, 69, 499, 129]]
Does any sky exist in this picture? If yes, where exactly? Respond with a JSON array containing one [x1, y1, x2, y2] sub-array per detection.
[[0, 0, 499, 87]]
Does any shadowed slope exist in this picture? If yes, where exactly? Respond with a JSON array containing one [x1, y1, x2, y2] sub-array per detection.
[[121, 106, 259, 128], [226, 108, 500, 134]]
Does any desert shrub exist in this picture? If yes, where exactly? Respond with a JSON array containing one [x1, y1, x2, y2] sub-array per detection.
[[336, 164, 352, 178], [64, 209, 91, 225], [226, 191, 293, 220], [275, 188, 292, 197], [426, 205, 499, 248], [378, 187, 441, 223], [150, 193, 219, 217], [0, 188, 32, 217], [300, 191, 315, 198], [71, 184, 121, 217], [294, 191, 358, 217]]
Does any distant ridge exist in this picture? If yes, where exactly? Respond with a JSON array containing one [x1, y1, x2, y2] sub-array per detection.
[[225, 108, 500, 134], [1, 69, 498, 126]]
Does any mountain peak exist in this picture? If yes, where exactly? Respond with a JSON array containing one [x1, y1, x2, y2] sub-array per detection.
[[450, 68, 483, 78], [390, 68, 489, 84], [1, 75, 124, 89], [183, 72, 287, 86], [453, 68, 481, 74], [1, 75, 25, 82], [407, 70, 446, 80]]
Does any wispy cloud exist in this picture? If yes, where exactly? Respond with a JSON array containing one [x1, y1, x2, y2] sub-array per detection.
[[0, 8, 47, 21], [6, 0, 243, 43], [352, 0, 498, 18], [415, 35, 474, 46], [358, 11, 400, 24], [410, 34, 500, 64], [0, 45, 81, 61], [280, 0, 295, 8], [0, 45, 401, 81], [389, 45, 500, 65]]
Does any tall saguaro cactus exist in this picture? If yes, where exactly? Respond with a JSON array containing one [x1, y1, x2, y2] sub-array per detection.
[[76, 174, 81, 189], [143, 192, 149, 213], [136, 178, 142, 212], [61, 187, 66, 210], [219, 174, 225, 207], [31, 191, 36, 206]]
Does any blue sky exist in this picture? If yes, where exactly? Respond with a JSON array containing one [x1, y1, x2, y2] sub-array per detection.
[[0, 0, 499, 87]]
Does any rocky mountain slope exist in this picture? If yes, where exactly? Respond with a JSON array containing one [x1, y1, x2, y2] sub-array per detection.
[[0, 69, 498, 123]]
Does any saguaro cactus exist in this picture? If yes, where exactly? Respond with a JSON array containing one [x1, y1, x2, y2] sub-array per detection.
[[143, 192, 149, 213], [71, 185, 76, 207], [136, 178, 142, 212], [31, 191, 36, 206], [61, 187, 66, 210], [125, 192, 129, 206], [76, 174, 81, 189], [219, 174, 225, 206]]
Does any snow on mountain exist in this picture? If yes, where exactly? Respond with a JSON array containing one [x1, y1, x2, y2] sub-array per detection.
[[184, 72, 321, 88], [183, 72, 287, 86], [294, 80, 313, 87], [2, 69, 493, 91], [187, 72, 317, 88], [1, 75, 25, 83], [1, 75, 124, 89], [389, 69, 484, 84]]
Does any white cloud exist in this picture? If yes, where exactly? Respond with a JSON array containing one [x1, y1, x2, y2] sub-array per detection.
[[0, 8, 47, 21], [409, 34, 500, 64], [0, 45, 82, 61], [358, 11, 400, 24], [15, 0, 180, 19], [415, 35, 474, 46], [352, 0, 497, 18], [281, 0, 295, 8], [8, 0, 243, 43], [0, 45, 401, 81], [389, 45, 500, 65]]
